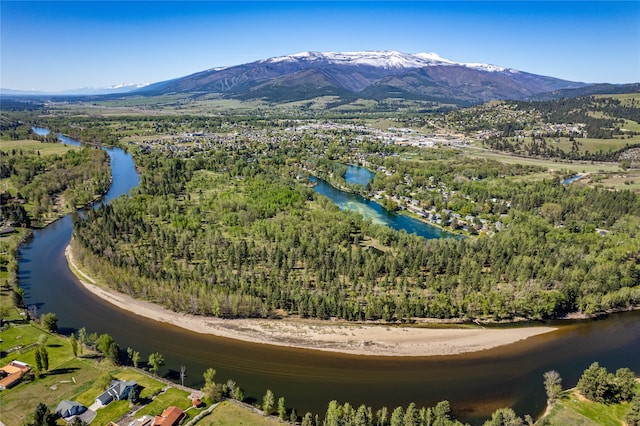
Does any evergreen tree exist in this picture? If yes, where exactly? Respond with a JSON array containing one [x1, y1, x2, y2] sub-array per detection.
[[302, 412, 314, 426], [262, 389, 275, 415], [390, 406, 404, 426], [278, 396, 286, 420]]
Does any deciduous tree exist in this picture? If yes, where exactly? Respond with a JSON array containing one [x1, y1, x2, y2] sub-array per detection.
[[40, 312, 57, 333], [148, 352, 164, 376], [543, 370, 562, 403], [70, 333, 78, 357]]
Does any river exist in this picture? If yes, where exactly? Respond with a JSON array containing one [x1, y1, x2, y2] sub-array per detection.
[[18, 136, 640, 424]]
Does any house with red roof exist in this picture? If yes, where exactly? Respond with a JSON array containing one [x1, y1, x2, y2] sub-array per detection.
[[153, 406, 184, 426], [0, 361, 30, 390]]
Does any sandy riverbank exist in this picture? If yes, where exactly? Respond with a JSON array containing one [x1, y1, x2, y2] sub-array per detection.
[[65, 245, 555, 357]]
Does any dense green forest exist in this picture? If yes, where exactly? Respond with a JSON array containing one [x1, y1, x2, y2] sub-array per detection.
[[71, 130, 640, 321], [0, 144, 110, 226]]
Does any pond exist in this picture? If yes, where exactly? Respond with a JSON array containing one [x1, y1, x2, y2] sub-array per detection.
[[313, 165, 449, 240]]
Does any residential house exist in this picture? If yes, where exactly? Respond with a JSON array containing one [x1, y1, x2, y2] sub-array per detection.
[[55, 400, 86, 418], [153, 406, 184, 426], [0, 361, 30, 390], [95, 379, 137, 406]]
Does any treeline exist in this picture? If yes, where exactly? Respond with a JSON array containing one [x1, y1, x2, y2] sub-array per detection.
[[317, 399, 468, 426], [72, 144, 640, 321]]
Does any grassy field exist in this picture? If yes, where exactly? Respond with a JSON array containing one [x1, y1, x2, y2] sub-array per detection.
[[553, 136, 639, 155], [591, 172, 640, 191], [0, 322, 103, 426], [196, 400, 283, 426], [594, 93, 640, 106], [462, 146, 640, 192], [0, 323, 186, 426], [134, 387, 194, 420], [0, 139, 79, 156], [541, 389, 632, 426], [463, 145, 624, 174]]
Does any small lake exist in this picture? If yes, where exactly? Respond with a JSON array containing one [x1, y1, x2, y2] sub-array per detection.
[[344, 164, 375, 188], [313, 165, 449, 240], [32, 127, 51, 137], [562, 174, 583, 184]]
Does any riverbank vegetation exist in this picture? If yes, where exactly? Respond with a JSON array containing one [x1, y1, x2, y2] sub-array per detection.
[[0, 136, 110, 227], [537, 363, 640, 425]]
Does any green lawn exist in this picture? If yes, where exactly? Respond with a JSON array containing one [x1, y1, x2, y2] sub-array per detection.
[[195, 401, 283, 426], [116, 370, 167, 400], [91, 399, 132, 425], [540, 390, 632, 426], [134, 387, 194, 423], [0, 323, 74, 367]]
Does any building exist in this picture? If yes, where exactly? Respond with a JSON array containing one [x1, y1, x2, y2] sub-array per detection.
[[55, 400, 86, 418], [153, 406, 184, 426], [0, 361, 30, 390], [95, 379, 137, 406]]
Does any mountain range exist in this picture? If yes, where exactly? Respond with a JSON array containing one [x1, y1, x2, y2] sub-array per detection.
[[4, 51, 637, 105], [136, 50, 592, 105]]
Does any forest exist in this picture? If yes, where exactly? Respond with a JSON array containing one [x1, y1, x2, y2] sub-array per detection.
[[0, 144, 110, 226], [70, 123, 640, 322]]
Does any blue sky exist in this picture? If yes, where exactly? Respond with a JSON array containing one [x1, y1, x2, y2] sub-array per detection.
[[1, 1, 639, 91]]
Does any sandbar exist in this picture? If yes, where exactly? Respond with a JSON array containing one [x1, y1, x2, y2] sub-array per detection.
[[65, 245, 556, 357]]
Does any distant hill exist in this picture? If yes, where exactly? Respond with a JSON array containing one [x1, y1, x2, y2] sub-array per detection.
[[0, 83, 149, 97], [136, 50, 593, 105], [526, 83, 640, 101]]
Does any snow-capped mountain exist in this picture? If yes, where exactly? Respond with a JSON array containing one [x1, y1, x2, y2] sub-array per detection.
[[262, 51, 514, 73], [136, 50, 587, 104]]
